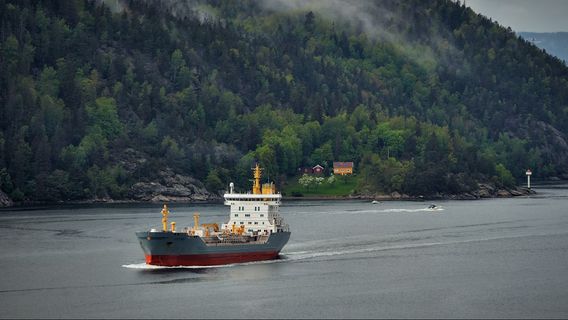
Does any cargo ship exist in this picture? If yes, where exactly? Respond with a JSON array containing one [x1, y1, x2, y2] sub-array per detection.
[[136, 164, 290, 266]]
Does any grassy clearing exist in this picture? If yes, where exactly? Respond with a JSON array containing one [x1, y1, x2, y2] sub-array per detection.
[[282, 174, 358, 196]]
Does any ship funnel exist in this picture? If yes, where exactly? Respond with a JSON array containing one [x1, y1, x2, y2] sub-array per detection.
[[262, 182, 276, 194]]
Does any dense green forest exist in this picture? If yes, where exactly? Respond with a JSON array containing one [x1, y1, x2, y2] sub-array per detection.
[[1, 0, 568, 203]]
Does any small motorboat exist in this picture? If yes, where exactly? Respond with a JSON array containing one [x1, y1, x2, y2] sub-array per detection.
[[372, 200, 380, 204], [427, 204, 443, 211]]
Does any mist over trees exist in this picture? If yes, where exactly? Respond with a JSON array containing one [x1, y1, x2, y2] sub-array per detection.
[[1, 0, 567, 202]]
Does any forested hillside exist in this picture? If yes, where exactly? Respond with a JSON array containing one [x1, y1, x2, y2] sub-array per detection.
[[1, 0, 568, 204]]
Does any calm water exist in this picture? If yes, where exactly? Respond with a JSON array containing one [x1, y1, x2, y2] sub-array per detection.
[[1, 185, 568, 318]]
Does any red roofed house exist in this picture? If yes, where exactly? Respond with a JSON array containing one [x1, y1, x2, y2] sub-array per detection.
[[333, 162, 354, 175], [312, 164, 324, 175]]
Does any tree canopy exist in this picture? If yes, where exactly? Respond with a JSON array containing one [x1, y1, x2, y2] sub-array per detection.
[[1, 0, 567, 202]]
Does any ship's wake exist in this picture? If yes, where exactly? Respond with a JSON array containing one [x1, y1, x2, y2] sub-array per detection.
[[121, 238, 487, 270], [123, 233, 541, 270], [123, 231, 565, 270], [281, 232, 568, 262], [122, 238, 467, 270], [280, 241, 447, 261]]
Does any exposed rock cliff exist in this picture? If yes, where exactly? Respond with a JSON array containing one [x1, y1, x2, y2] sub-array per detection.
[[0, 190, 14, 207], [368, 182, 535, 201], [128, 168, 220, 202], [106, 148, 219, 202], [504, 116, 568, 177]]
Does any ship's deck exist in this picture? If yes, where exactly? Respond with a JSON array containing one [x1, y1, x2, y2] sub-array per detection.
[[201, 234, 270, 246]]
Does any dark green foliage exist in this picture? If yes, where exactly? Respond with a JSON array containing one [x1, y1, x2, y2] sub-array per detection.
[[205, 169, 224, 192], [0, 0, 566, 202], [0, 168, 14, 193]]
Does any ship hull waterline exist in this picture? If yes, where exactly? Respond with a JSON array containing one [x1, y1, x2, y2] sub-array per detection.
[[145, 251, 280, 266], [137, 231, 291, 267]]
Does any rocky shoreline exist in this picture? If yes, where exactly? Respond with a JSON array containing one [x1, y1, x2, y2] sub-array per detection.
[[371, 184, 536, 201], [0, 147, 549, 208], [284, 184, 536, 201], [0, 190, 14, 207], [0, 165, 222, 208], [126, 168, 221, 203], [0, 181, 541, 208]]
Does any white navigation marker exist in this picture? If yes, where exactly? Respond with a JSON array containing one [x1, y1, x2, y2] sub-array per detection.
[[526, 169, 532, 189]]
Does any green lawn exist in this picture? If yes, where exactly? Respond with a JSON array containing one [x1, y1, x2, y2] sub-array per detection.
[[282, 174, 358, 197]]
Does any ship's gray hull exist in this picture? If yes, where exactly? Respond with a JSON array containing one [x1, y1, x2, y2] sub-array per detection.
[[136, 231, 290, 266]]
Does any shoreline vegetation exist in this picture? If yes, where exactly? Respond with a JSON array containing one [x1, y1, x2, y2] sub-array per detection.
[[285, 185, 535, 201], [1, 1, 568, 212], [0, 184, 539, 209]]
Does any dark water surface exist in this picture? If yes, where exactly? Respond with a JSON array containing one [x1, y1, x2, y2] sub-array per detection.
[[1, 186, 568, 318]]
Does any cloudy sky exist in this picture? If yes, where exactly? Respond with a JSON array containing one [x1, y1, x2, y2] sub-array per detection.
[[466, 0, 568, 32]]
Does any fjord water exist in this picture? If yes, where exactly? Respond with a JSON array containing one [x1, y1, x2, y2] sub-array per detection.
[[1, 186, 568, 318]]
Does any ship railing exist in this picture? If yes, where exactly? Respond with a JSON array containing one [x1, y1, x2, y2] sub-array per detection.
[[201, 235, 270, 246]]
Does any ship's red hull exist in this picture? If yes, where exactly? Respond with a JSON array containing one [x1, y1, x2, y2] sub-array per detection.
[[145, 251, 279, 266]]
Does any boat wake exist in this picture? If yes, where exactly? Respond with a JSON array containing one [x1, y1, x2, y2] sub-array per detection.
[[383, 208, 444, 213], [330, 207, 445, 215]]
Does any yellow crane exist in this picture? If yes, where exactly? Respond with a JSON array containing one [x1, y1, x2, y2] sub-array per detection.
[[201, 223, 219, 237], [230, 224, 245, 235]]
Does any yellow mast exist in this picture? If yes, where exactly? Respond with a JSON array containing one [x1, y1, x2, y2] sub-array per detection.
[[161, 204, 169, 232], [193, 213, 200, 231], [252, 163, 262, 194]]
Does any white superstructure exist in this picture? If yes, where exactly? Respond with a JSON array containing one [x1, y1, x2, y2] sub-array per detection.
[[220, 165, 289, 235]]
